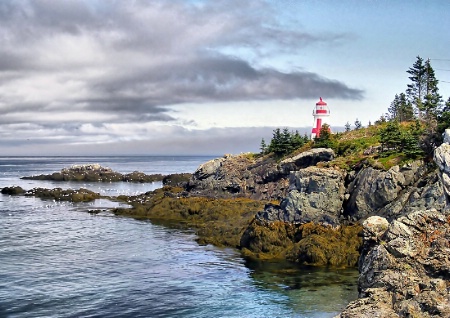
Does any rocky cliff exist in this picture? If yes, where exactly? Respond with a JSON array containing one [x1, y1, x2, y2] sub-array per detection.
[[186, 148, 335, 201], [337, 130, 450, 317], [188, 149, 444, 226], [180, 138, 448, 269], [337, 211, 450, 317]]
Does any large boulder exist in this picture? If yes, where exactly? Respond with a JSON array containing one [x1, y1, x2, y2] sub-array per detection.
[[257, 167, 346, 226], [344, 162, 427, 221], [279, 148, 335, 174], [338, 210, 450, 318]]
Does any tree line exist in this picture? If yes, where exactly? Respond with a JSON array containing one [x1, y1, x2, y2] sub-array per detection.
[[260, 128, 309, 156], [380, 56, 450, 158]]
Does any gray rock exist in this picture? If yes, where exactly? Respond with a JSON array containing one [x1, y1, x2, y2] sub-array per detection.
[[338, 210, 450, 318], [279, 148, 334, 174], [443, 128, 450, 144], [434, 141, 450, 206], [188, 150, 334, 201], [192, 157, 225, 180], [362, 216, 389, 242], [257, 167, 345, 225], [345, 161, 428, 221], [345, 166, 405, 220]]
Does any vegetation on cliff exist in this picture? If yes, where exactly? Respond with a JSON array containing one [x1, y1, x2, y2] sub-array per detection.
[[260, 56, 449, 171]]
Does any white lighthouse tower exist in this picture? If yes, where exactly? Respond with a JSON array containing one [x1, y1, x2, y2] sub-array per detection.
[[311, 97, 330, 139]]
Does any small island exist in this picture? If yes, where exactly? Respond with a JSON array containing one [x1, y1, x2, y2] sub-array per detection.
[[20, 163, 191, 185]]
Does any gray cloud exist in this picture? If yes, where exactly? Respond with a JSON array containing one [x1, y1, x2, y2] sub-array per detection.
[[0, 126, 308, 156], [0, 0, 363, 154]]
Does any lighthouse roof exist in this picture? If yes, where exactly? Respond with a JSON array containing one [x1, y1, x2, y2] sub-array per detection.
[[316, 97, 327, 106]]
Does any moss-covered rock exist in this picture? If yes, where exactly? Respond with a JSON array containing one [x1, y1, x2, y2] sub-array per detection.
[[240, 219, 362, 267], [24, 187, 101, 202], [114, 187, 265, 248], [1, 186, 26, 195]]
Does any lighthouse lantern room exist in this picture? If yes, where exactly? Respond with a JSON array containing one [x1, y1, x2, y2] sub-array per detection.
[[311, 97, 330, 139]]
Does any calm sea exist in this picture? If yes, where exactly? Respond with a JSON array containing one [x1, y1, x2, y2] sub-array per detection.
[[0, 156, 358, 318]]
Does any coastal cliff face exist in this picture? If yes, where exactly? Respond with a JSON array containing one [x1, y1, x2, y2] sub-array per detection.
[[181, 142, 447, 268], [188, 149, 445, 225], [337, 131, 450, 318], [186, 148, 335, 201], [338, 210, 450, 318]]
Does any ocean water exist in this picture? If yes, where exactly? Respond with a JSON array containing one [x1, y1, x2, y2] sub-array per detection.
[[0, 156, 358, 318]]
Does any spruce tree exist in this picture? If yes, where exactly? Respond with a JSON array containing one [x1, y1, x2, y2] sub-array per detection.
[[388, 93, 414, 122], [260, 138, 267, 154], [379, 121, 402, 152], [314, 124, 334, 148], [344, 121, 351, 132], [406, 56, 427, 115]]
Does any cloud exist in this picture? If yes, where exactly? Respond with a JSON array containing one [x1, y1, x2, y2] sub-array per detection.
[[0, 125, 309, 156], [0, 0, 363, 154]]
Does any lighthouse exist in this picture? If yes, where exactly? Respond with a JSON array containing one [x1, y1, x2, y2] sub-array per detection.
[[311, 97, 330, 139]]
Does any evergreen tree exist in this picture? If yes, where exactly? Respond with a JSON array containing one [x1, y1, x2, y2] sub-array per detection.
[[314, 124, 335, 148], [406, 56, 442, 120], [265, 128, 307, 156], [268, 128, 282, 155], [422, 58, 442, 119], [402, 121, 423, 158], [291, 130, 304, 149], [281, 128, 293, 154], [405, 56, 442, 155], [388, 93, 414, 122], [260, 138, 267, 154], [344, 121, 351, 132], [406, 56, 427, 115], [303, 133, 310, 143], [379, 121, 402, 152], [354, 118, 362, 130]]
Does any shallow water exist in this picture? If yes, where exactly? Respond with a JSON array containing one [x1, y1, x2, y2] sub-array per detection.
[[0, 156, 358, 317]]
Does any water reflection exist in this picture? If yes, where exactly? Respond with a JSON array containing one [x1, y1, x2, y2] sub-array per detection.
[[245, 258, 359, 315]]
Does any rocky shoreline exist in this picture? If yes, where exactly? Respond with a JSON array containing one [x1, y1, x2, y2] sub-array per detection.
[[3, 133, 450, 316]]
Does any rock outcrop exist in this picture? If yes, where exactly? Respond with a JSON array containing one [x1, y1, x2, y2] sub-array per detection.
[[344, 161, 429, 220], [278, 148, 335, 174], [256, 167, 345, 226], [338, 211, 450, 318], [187, 149, 335, 201], [434, 133, 450, 206], [21, 163, 165, 183], [338, 130, 450, 317], [2, 186, 100, 202]]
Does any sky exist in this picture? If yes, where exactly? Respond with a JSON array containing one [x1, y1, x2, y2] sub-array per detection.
[[0, 0, 449, 156]]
